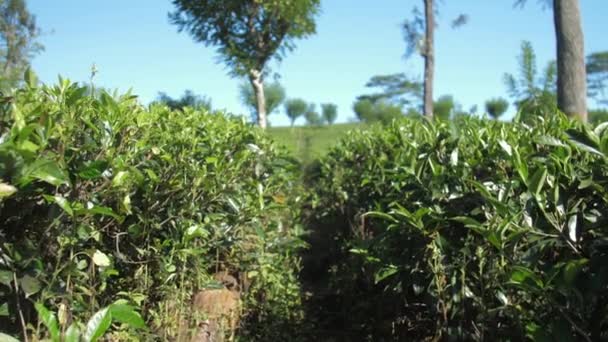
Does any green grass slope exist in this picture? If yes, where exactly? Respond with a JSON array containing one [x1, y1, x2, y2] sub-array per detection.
[[268, 123, 364, 162]]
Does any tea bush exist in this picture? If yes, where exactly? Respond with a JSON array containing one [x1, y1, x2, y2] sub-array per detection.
[[307, 115, 608, 341], [0, 74, 306, 340]]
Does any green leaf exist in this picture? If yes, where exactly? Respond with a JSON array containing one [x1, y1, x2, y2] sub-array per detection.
[[374, 265, 398, 284], [527, 167, 547, 198], [0, 270, 12, 287], [0, 183, 17, 199], [22, 159, 70, 187], [44, 195, 74, 216], [566, 128, 603, 156], [363, 211, 398, 223], [0, 333, 21, 342], [64, 323, 81, 342], [109, 304, 145, 329], [0, 302, 8, 316], [92, 250, 111, 267], [77, 160, 109, 180], [498, 140, 512, 156], [78, 205, 121, 220], [35, 303, 60, 342], [24, 67, 38, 87], [83, 307, 112, 342], [19, 275, 41, 297], [563, 259, 588, 285]]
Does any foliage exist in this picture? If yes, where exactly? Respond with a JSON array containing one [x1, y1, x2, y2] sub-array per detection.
[[485, 97, 510, 119], [589, 109, 608, 125], [0, 75, 306, 340], [154, 89, 212, 112], [0, 0, 42, 91], [304, 104, 322, 126], [321, 103, 338, 125], [433, 94, 455, 121], [240, 81, 286, 121], [35, 301, 145, 342], [587, 51, 608, 106], [306, 114, 608, 340], [284, 98, 308, 126], [169, 0, 321, 77], [353, 98, 403, 124], [356, 73, 422, 108], [504, 41, 557, 122]]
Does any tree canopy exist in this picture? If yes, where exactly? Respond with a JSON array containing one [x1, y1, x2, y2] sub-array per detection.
[[321, 103, 338, 125], [0, 0, 42, 91], [284, 98, 308, 126]]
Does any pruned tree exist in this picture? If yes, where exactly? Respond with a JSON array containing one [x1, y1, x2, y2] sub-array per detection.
[[170, 0, 320, 128], [155, 89, 212, 112], [239, 81, 285, 123], [433, 94, 455, 121], [321, 103, 338, 125], [304, 103, 322, 126], [284, 98, 308, 126], [514, 0, 587, 121], [403, 1, 467, 118], [353, 98, 403, 124], [485, 97, 509, 119], [0, 0, 43, 91]]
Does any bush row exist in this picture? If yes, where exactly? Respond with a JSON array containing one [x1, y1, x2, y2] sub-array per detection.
[[307, 115, 608, 341], [0, 76, 305, 340]]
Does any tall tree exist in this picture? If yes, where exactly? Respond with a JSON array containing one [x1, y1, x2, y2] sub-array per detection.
[[515, 0, 587, 121], [170, 0, 320, 129], [239, 81, 286, 123], [587, 51, 608, 106], [321, 103, 338, 125], [284, 98, 308, 126], [0, 0, 42, 91], [403, 3, 467, 119]]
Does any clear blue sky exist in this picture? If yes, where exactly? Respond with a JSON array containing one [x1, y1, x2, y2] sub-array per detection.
[[29, 0, 607, 126]]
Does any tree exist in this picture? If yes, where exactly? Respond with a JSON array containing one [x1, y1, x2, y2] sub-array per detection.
[[504, 41, 557, 121], [0, 0, 42, 91], [284, 98, 308, 126], [155, 89, 212, 112], [357, 73, 422, 108], [587, 51, 608, 106], [433, 95, 455, 121], [515, 0, 587, 121], [485, 98, 510, 119], [304, 104, 322, 126], [403, 2, 467, 118], [169, 0, 320, 129], [239, 81, 286, 123], [321, 103, 338, 125], [353, 98, 403, 124]]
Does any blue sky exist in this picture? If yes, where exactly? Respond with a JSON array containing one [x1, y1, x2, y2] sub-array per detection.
[[29, 0, 607, 126]]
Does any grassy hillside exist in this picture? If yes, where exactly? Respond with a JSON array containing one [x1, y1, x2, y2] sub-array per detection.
[[268, 123, 365, 162]]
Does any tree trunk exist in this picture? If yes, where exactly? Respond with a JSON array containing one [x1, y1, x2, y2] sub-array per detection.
[[249, 69, 267, 129], [423, 0, 435, 118], [553, 0, 587, 121]]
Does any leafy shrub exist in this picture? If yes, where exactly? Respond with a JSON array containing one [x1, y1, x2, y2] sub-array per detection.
[[307, 114, 608, 341], [0, 75, 305, 340]]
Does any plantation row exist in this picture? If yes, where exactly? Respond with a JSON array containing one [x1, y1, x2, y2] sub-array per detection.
[[1, 79, 608, 341], [306, 114, 608, 340], [0, 78, 305, 341]]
